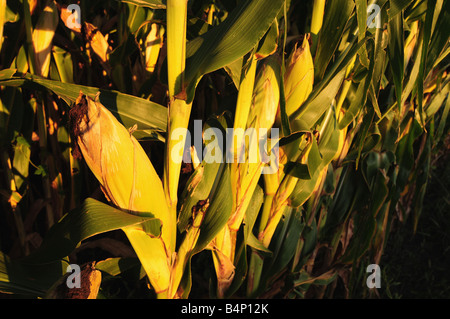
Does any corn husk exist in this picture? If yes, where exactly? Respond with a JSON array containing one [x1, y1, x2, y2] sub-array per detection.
[[60, 5, 82, 33], [60, 7, 110, 65], [145, 23, 164, 74], [32, 1, 58, 77], [229, 55, 281, 231], [75, 94, 168, 217], [84, 23, 110, 64], [284, 35, 314, 117], [74, 93, 172, 294], [213, 56, 281, 297], [247, 55, 281, 131]]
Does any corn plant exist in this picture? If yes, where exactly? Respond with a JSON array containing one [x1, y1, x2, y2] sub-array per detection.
[[0, 0, 448, 299]]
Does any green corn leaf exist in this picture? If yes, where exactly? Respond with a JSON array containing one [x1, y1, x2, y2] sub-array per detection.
[[284, 135, 322, 180], [226, 185, 265, 298], [388, 12, 404, 111], [0, 70, 167, 140], [23, 198, 161, 265], [355, 0, 370, 68], [341, 171, 389, 263], [265, 207, 304, 281], [52, 46, 74, 84], [435, 90, 450, 141], [177, 151, 223, 233], [417, 0, 436, 126], [177, 115, 228, 232], [94, 257, 143, 278], [184, 0, 285, 102], [118, 0, 166, 9], [388, 0, 415, 20], [321, 166, 368, 239], [293, 219, 317, 273], [0, 251, 66, 297], [425, 0, 450, 74], [194, 164, 233, 254], [255, 19, 279, 59], [313, 0, 355, 82], [293, 269, 337, 288], [425, 81, 449, 120]]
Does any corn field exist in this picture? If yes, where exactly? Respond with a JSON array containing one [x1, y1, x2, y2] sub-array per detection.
[[0, 0, 448, 300]]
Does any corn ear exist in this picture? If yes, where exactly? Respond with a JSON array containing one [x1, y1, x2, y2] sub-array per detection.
[[60, 7, 110, 66], [310, 0, 326, 36], [246, 55, 281, 131], [75, 94, 169, 220], [310, 0, 325, 53], [232, 55, 258, 159], [84, 23, 110, 64], [32, 1, 58, 77], [228, 54, 258, 235], [214, 56, 281, 296], [74, 93, 172, 294], [284, 35, 314, 117], [228, 56, 281, 231], [145, 23, 164, 74]]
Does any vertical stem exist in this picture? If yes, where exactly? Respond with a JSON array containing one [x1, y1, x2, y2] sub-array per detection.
[[164, 0, 189, 261], [0, 0, 6, 53], [166, 0, 187, 98]]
